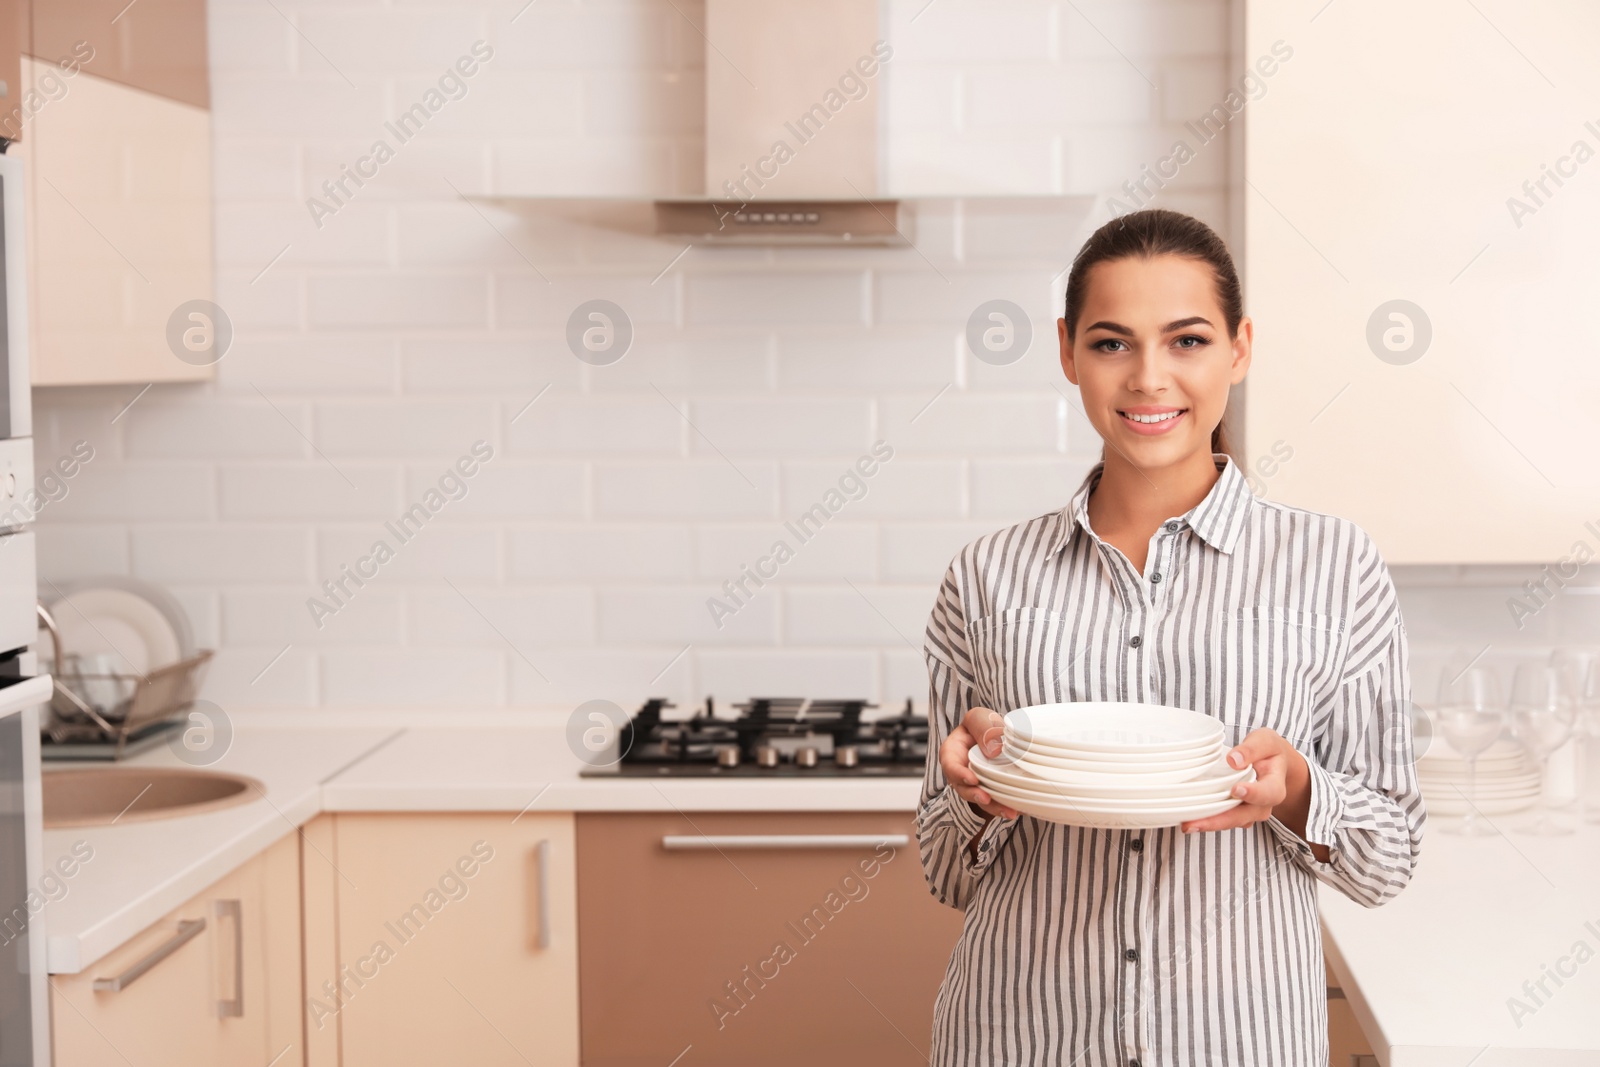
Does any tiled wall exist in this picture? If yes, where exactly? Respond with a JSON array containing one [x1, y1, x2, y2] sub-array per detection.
[[30, 0, 1594, 712]]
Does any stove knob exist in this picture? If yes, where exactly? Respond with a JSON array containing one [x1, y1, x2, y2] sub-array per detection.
[[796, 746, 819, 769], [716, 746, 740, 768], [754, 745, 780, 769], [834, 745, 859, 768]]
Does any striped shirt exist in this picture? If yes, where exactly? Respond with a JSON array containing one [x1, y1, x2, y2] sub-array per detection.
[[916, 454, 1425, 1067]]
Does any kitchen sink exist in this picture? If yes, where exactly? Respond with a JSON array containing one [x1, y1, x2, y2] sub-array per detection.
[[42, 767, 264, 829]]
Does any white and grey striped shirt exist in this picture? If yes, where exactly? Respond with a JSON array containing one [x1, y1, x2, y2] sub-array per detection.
[[917, 454, 1425, 1067]]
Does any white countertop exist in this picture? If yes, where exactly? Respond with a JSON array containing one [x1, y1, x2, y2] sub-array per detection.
[[1320, 819, 1600, 1066], [40, 710, 922, 973]]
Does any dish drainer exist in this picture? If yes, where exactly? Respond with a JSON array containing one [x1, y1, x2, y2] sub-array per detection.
[[38, 603, 213, 760]]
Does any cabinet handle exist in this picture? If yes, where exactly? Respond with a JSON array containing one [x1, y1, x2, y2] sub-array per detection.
[[530, 840, 550, 952], [661, 834, 911, 851], [92, 918, 206, 993], [215, 899, 243, 1018]]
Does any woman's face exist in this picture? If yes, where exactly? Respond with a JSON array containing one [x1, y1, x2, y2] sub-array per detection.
[[1058, 254, 1252, 471]]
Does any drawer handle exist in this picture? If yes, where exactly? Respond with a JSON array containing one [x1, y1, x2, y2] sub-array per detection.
[[92, 918, 206, 993], [216, 899, 243, 1018], [661, 834, 911, 851], [530, 840, 550, 952]]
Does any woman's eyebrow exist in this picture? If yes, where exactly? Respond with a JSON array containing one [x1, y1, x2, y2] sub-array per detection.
[[1084, 315, 1213, 335]]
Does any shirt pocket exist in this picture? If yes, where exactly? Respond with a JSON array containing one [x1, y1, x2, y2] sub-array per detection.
[[1204, 606, 1345, 748], [965, 607, 1088, 713]]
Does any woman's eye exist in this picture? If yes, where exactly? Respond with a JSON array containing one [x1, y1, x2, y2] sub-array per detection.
[[1173, 334, 1211, 350], [1093, 338, 1127, 353]]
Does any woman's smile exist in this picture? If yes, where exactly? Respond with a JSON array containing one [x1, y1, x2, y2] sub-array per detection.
[[1116, 405, 1188, 435]]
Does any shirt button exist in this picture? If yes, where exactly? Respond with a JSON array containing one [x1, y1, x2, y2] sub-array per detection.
[[1125, 948, 1138, 963], [1150, 572, 1162, 583], [1129, 636, 1142, 648], [1129, 837, 1144, 852], [1130, 1060, 1142, 1067], [1164, 521, 1180, 533]]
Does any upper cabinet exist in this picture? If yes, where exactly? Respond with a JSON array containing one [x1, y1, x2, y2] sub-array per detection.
[[12, 0, 214, 386], [1243, 0, 1600, 562]]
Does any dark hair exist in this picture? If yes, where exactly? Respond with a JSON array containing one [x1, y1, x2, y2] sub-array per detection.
[[1062, 209, 1241, 458]]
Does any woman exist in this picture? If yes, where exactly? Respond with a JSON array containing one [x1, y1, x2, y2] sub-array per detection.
[[918, 209, 1424, 1067]]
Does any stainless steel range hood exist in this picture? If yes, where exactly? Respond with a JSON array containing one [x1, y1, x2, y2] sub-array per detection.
[[656, 0, 904, 245]]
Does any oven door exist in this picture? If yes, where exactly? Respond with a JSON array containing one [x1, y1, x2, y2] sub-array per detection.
[[0, 677, 56, 1067]]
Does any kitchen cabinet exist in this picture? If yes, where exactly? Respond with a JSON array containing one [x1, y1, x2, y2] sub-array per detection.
[[575, 811, 963, 1067], [50, 831, 303, 1067], [0, 0, 26, 142], [307, 812, 581, 1067], [10, 0, 213, 386], [1242, 0, 1600, 561]]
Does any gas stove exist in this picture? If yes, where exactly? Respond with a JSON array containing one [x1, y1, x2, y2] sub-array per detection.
[[579, 697, 929, 777]]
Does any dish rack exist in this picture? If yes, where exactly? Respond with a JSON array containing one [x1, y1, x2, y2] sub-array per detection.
[[38, 603, 213, 758]]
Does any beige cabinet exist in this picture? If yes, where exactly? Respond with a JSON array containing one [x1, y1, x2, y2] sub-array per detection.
[[11, 0, 213, 385], [1243, 0, 1600, 562], [305, 812, 581, 1067], [51, 831, 303, 1067]]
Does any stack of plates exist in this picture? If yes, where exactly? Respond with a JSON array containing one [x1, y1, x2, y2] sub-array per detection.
[[1417, 738, 1541, 816], [970, 702, 1253, 829]]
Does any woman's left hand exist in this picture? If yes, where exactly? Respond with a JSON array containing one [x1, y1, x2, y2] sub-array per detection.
[[1179, 727, 1315, 843]]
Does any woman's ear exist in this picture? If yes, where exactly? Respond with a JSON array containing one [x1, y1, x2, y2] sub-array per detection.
[[1229, 315, 1254, 385], [1058, 317, 1079, 385]]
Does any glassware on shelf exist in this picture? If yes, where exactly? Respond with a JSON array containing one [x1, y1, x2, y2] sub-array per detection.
[[1548, 647, 1600, 811], [1574, 658, 1600, 825], [1436, 660, 1508, 837], [1510, 660, 1579, 836]]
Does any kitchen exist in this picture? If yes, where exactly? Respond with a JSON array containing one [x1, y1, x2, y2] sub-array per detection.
[[1, 0, 1598, 1065]]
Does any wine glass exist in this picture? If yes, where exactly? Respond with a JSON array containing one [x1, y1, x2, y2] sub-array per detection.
[[1510, 661, 1578, 835], [1548, 647, 1599, 811], [1577, 659, 1600, 825], [1436, 662, 1507, 836]]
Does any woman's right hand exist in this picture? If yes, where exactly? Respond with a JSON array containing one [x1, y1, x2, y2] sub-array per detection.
[[939, 706, 1019, 820]]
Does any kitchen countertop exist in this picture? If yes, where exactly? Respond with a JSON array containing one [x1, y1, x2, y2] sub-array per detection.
[[40, 709, 923, 973], [1320, 819, 1600, 1066]]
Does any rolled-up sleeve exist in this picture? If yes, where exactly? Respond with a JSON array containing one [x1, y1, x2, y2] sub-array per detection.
[[916, 561, 1018, 910], [1265, 532, 1427, 907]]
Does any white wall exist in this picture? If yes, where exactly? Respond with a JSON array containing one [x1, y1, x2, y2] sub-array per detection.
[[30, 0, 1589, 712]]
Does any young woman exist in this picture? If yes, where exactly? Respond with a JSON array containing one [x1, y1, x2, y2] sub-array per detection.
[[918, 209, 1425, 1067]]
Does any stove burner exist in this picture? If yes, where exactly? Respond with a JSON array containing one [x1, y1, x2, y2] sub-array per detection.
[[585, 696, 928, 777]]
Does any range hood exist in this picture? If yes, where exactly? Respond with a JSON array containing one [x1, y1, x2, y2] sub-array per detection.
[[655, 0, 904, 245]]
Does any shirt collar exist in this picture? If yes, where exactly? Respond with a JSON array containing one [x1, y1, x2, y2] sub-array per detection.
[[1050, 453, 1253, 556]]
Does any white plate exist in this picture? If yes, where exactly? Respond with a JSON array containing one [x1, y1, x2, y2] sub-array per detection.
[[983, 780, 1240, 810], [1002, 737, 1223, 773], [1420, 780, 1542, 799], [45, 587, 183, 674], [1004, 701, 1224, 753], [973, 746, 1255, 799], [979, 784, 1244, 829]]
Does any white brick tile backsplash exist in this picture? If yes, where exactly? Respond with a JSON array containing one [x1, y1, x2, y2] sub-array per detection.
[[220, 464, 404, 520], [599, 586, 778, 645], [505, 396, 684, 455], [316, 525, 502, 581], [313, 401, 496, 457], [511, 526, 693, 580], [687, 398, 872, 457], [695, 523, 877, 584], [47, 466, 215, 520], [123, 402, 309, 460], [407, 586, 595, 647], [685, 273, 868, 327], [595, 462, 778, 519], [34, 2, 1515, 705], [132, 527, 313, 583], [784, 586, 935, 647], [223, 587, 404, 646], [308, 274, 488, 330], [320, 648, 504, 706], [969, 459, 1093, 522]]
